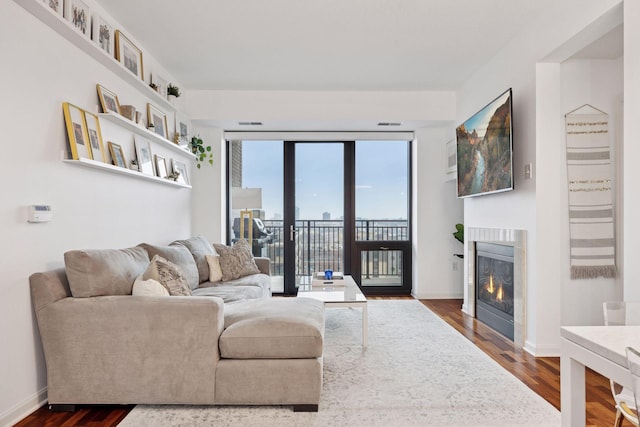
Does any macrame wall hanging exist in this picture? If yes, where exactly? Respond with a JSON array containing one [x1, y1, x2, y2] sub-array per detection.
[[564, 104, 617, 279]]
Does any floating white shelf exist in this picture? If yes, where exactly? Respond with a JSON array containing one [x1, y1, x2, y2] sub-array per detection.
[[15, 0, 175, 113], [64, 158, 191, 189], [98, 112, 195, 159]]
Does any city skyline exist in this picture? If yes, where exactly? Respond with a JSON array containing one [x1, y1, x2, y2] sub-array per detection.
[[239, 140, 409, 220]]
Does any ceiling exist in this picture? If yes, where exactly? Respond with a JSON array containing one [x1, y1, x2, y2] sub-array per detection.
[[101, 0, 559, 92]]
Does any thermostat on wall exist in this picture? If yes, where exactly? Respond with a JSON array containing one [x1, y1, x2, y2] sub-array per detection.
[[28, 205, 53, 223]]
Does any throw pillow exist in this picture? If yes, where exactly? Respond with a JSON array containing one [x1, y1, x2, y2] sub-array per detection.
[[142, 255, 192, 296], [213, 239, 260, 281], [138, 243, 199, 291], [132, 275, 170, 297], [206, 254, 223, 282], [170, 236, 217, 284]]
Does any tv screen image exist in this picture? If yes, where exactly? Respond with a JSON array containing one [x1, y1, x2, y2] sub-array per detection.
[[456, 88, 513, 198]]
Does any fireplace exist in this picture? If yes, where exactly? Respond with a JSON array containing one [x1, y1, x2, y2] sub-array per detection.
[[475, 242, 514, 340]]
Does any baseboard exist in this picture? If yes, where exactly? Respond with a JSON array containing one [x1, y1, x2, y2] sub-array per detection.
[[0, 387, 47, 427], [524, 340, 560, 357], [411, 292, 464, 300]]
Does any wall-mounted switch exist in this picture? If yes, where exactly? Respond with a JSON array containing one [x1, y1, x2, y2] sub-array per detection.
[[524, 163, 533, 180]]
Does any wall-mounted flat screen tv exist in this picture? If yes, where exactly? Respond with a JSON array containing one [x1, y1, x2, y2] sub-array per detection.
[[456, 88, 513, 198]]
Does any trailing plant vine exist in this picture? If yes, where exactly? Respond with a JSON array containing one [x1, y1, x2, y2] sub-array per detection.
[[190, 135, 213, 169]]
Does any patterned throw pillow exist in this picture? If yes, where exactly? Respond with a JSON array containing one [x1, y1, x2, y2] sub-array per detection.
[[142, 255, 192, 296], [206, 254, 224, 282], [213, 240, 260, 281]]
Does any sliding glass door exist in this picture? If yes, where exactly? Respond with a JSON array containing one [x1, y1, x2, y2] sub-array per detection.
[[228, 138, 411, 296]]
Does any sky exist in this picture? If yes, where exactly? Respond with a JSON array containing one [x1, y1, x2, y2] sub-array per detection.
[[239, 140, 408, 220]]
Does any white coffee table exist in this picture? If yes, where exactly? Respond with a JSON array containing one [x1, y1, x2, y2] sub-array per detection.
[[297, 275, 368, 347]]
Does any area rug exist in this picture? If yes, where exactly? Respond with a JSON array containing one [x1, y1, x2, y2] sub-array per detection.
[[118, 300, 560, 427]]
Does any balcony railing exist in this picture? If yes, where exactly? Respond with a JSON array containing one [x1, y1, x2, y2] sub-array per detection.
[[258, 219, 407, 279]]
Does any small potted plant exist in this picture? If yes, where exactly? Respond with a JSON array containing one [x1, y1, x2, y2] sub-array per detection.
[[190, 135, 213, 169], [167, 83, 181, 103], [149, 82, 158, 92]]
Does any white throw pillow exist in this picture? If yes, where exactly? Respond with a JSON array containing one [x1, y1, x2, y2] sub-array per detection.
[[206, 254, 223, 282], [132, 275, 170, 297]]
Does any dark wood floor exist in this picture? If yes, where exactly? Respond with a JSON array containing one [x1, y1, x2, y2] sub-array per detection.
[[15, 298, 620, 426]]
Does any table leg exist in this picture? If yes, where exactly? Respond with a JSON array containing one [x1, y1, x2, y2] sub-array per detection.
[[560, 352, 586, 426]]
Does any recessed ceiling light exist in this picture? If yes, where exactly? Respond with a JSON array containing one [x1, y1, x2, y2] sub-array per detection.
[[238, 121, 263, 126], [377, 122, 402, 126]]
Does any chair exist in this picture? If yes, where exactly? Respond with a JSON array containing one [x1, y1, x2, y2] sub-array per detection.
[[603, 302, 640, 427], [622, 347, 640, 426]]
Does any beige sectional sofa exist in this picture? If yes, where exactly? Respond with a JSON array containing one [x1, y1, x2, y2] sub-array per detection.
[[29, 236, 325, 412]]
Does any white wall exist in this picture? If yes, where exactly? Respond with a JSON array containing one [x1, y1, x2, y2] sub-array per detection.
[[560, 58, 623, 325], [624, 0, 640, 301], [0, 2, 193, 425], [412, 128, 464, 299], [457, 0, 622, 356], [190, 125, 226, 243]]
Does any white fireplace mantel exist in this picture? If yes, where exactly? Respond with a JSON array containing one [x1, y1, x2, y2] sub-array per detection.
[[463, 227, 527, 347]]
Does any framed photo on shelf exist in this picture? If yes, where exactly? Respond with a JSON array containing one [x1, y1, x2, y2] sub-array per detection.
[[171, 159, 189, 185], [46, 0, 64, 17], [151, 74, 168, 100], [64, 0, 91, 38], [115, 30, 143, 80], [175, 112, 191, 147], [96, 84, 121, 115], [134, 137, 154, 176], [107, 141, 126, 168], [154, 155, 168, 179], [147, 103, 168, 139], [92, 14, 115, 56], [83, 111, 106, 162], [62, 102, 91, 160]]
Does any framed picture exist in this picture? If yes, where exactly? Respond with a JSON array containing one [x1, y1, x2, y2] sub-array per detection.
[[64, 0, 91, 37], [92, 15, 114, 56], [175, 112, 191, 147], [147, 103, 168, 139], [154, 155, 168, 179], [151, 74, 168, 100], [171, 159, 189, 185], [108, 141, 126, 168], [96, 84, 121, 115], [62, 102, 91, 160], [134, 137, 154, 176], [46, 0, 63, 17], [115, 30, 144, 80], [445, 138, 457, 180], [83, 111, 106, 162]]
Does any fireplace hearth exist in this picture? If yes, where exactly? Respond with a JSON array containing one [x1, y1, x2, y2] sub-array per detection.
[[475, 242, 514, 340]]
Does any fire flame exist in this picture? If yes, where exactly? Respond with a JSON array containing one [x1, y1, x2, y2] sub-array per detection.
[[496, 285, 503, 302], [486, 275, 495, 293]]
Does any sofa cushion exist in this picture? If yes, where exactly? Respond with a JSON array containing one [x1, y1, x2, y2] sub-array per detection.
[[64, 247, 149, 297], [171, 236, 216, 283], [220, 298, 324, 359], [138, 243, 199, 290], [132, 276, 170, 297], [192, 284, 262, 302], [142, 255, 192, 296], [205, 254, 223, 282], [213, 240, 260, 281]]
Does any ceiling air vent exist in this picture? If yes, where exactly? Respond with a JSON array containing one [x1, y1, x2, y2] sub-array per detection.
[[377, 122, 402, 126], [238, 121, 263, 126]]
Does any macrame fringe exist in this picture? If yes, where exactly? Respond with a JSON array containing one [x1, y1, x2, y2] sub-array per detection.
[[571, 265, 617, 280]]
